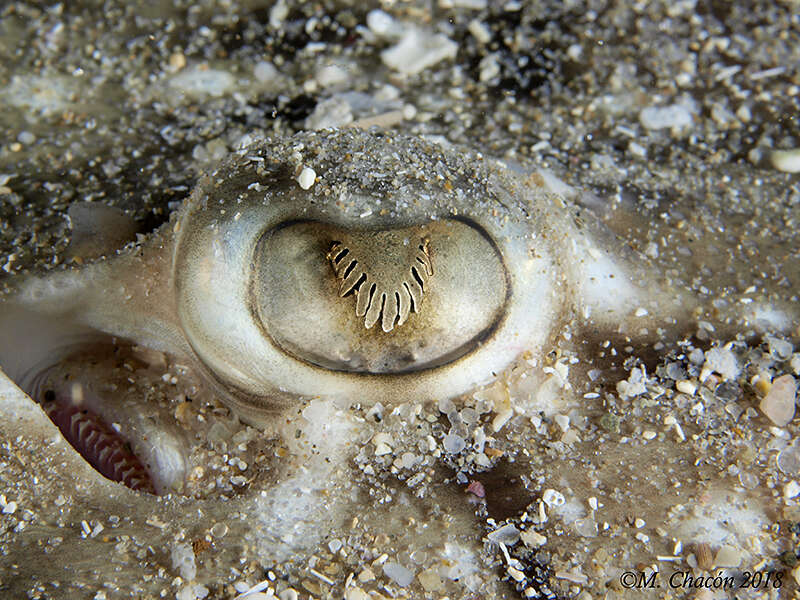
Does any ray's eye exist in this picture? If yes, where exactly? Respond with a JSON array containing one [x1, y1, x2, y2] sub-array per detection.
[[251, 219, 508, 374], [172, 134, 556, 421], [327, 231, 433, 332]]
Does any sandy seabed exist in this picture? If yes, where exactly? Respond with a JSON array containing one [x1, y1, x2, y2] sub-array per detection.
[[1, 1, 799, 599]]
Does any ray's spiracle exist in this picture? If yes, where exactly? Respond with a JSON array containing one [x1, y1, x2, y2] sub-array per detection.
[[38, 382, 157, 494], [22, 357, 159, 494]]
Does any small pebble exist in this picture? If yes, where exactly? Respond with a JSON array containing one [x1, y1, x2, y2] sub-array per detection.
[[402, 104, 417, 120], [767, 336, 794, 360], [639, 104, 692, 130], [487, 523, 520, 545], [372, 432, 393, 446], [315, 64, 348, 88], [381, 29, 457, 76], [168, 52, 186, 71], [554, 414, 570, 432], [418, 568, 444, 592], [520, 529, 546, 547], [366, 9, 403, 38], [468, 19, 492, 44], [305, 96, 353, 129], [399, 452, 418, 469], [703, 346, 740, 381], [784, 480, 800, 499], [736, 104, 752, 122], [344, 589, 368, 600], [269, 1, 288, 28], [296, 166, 316, 190], [383, 561, 414, 587], [791, 354, 800, 375], [357, 568, 375, 583], [771, 149, 800, 173], [442, 433, 466, 454], [169, 66, 235, 98], [628, 141, 647, 158], [17, 131, 35, 145], [760, 374, 797, 426], [374, 442, 392, 456], [778, 445, 800, 475], [574, 516, 598, 537], [478, 55, 500, 82], [466, 480, 485, 498], [542, 489, 565, 507], [714, 545, 742, 568], [254, 61, 280, 83], [171, 543, 197, 582]]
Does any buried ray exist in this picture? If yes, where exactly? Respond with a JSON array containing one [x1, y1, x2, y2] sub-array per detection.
[[1, 129, 798, 599], [1, 130, 700, 424]]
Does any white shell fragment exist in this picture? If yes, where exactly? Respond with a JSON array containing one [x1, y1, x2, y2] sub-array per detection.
[[383, 561, 414, 587], [760, 374, 797, 427], [639, 104, 693, 130], [771, 148, 800, 173], [296, 166, 316, 190], [381, 29, 458, 75], [168, 66, 235, 98], [487, 524, 520, 545], [714, 545, 742, 568]]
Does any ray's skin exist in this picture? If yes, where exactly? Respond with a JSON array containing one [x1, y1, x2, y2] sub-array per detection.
[[1, 130, 784, 598], [0, 130, 695, 425]]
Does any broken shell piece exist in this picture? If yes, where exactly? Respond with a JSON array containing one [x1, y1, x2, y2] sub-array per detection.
[[760, 374, 797, 427], [296, 166, 316, 189], [693, 542, 714, 571]]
